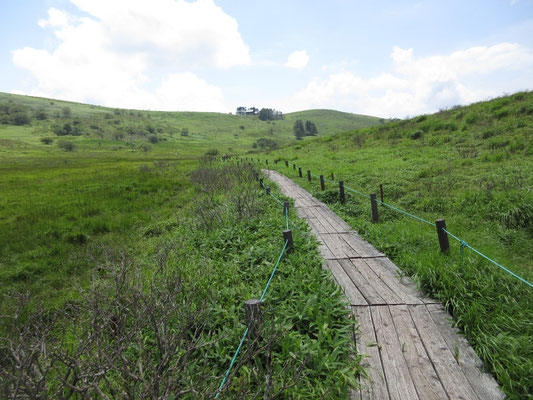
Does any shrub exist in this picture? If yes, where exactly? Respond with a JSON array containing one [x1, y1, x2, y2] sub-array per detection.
[[410, 130, 423, 140], [40, 137, 54, 145], [148, 135, 159, 144], [205, 148, 219, 156], [61, 106, 71, 118], [140, 143, 152, 152], [57, 140, 76, 151]]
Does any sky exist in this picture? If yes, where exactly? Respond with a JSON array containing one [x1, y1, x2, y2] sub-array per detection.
[[1, 0, 532, 118]]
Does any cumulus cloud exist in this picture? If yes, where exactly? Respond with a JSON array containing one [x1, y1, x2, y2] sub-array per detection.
[[283, 43, 533, 117], [12, 0, 250, 111], [285, 50, 309, 69]]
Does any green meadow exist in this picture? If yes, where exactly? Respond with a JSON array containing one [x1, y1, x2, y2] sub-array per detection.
[[0, 92, 380, 397], [259, 91, 533, 398]]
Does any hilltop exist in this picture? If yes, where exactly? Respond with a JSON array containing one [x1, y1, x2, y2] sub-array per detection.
[[0, 92, 385, 157], [261, 91, 533, 398]]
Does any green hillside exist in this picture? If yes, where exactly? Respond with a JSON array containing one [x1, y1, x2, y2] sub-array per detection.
[[0, 92, 384, 157], [259, 91, 533, 398]]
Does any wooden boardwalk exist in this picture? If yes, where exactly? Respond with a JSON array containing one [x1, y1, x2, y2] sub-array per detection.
[[264, 170, 504, 400]]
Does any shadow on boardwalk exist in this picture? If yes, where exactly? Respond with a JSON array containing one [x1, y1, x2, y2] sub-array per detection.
[[265, 169, 504, 400]]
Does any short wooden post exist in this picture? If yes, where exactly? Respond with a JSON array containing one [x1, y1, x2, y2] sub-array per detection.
[[380, 184, 384, 204], [283, 229, 293, 253], [285, 160, 289, 167], [370, 193, 379, 223], [259, 178, 263, 188], [298, 167, 302, 178], [266, 159, 268, 165], [331, 172, 334, 181], [293, 164, 296, 170], [283, 201, 289, 216], [320, 175, 325, 191], [436, 219, 450, 253], [339, 181, 345, 204], [307, 170, 311, 182], [266, 187, 271, 195], [237, 161, 239, 167], [245, 299, 262, 339]]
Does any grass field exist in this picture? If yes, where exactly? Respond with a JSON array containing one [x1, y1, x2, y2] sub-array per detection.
[[0, 93, 369, 397], [256, 91, 533, 399], [0, 92, 384, 158]]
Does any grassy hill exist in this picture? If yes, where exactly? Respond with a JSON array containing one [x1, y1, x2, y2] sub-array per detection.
[[259, 91, 533, 398], [0, 92, 385, 157]]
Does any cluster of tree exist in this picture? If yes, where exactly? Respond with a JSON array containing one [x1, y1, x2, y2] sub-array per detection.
[[293, 119, 318, 140], [258, 108, 284, 121], [0, 103, 32, 125], [52, 121, 83, 136], [252, 137, 278, 150]]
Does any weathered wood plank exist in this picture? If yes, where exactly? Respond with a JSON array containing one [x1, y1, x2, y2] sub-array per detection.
[[368, 258, 435, 304], [325, 260, 368, 306], [338, 259, 387, 305], [371, 305, 420, 400], [349, 259, 404, 304], [353, 306, 390, 400], [342, 232, 384, 258], [409, 305, 479, 400], [363, 259, 424, 305], [426, 304, 504, 400], [389, 305, 448, 399]]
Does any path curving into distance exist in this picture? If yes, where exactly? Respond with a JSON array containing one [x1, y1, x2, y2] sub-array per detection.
[[264, 169, 504, 400]]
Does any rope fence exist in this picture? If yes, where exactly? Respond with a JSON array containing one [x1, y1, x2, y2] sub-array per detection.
[[237, 156, 533, 290], [214, 159, 296, 397]]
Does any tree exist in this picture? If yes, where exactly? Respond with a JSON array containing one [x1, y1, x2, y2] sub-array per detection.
[[258, 108, 274, 121], [254, 138, 278, 150], [293, 119, 305, 140], [57, 139, 76, 151], [61, 106, 72, 118], [305, 120, 317, 136]]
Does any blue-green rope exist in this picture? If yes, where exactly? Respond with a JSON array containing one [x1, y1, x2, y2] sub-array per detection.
[[343, 184, 370, 199], [376, 199, 435, 227], [215, 239, 289, 397], [285, 207, 289, 230], [443, 228, 533, 289], [269, 192, 284, 206]]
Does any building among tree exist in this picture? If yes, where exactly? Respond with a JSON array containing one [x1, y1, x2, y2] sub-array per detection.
[[236, 106, 259, 115]]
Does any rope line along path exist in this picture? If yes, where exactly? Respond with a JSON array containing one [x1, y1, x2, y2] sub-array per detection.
[[264, 169, 504, 400]]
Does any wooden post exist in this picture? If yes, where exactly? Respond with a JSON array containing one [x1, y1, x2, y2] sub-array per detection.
[[259, 178, 263, 188], [285, 160, 289, 167], [320, 175, 325, 191], [266, 187, 271, 195], [237, 161, 239, 167], [436, 219, 450, 253], [293, 164, 296, 170], [298, 167, 302, 178], [283, 229, 293, 253], [370, 193, 379, 223], [245, 299, 261, 339], [339, 181, 345, 204], [283, 201, 289, 216], [331, 172, 334, 181], [307, 170, 311, 182], [380, 184, 384, 204], [266, 159, 268, 165]]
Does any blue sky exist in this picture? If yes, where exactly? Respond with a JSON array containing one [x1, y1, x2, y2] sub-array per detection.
[[1, 0, 532, 117]]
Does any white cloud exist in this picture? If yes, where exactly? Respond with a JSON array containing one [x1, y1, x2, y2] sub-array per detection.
[[282, 43, 533, 117], [285, 50, 309, 70], [12, 0, 250, 111], [38, 8, 70, 28]]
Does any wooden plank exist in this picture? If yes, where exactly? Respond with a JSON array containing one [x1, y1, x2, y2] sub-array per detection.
[[317, 205, 353, 232], [349, 259, 404, 304], [353, 306, 390, 400], [325, 260, 368, 305], [317, 236, 334, 260], [319, 233, 347, 259], [409, 305, 479, 400], [426, 304, 504, 400], [308, 206, 339, 233], [371, 305, 420, 400], [369, 258, 434, 304], [342, 232, 384, 258], [389, 305, 449, 399], [364, 259, 424, 305], [338, 259, 387, 305]]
